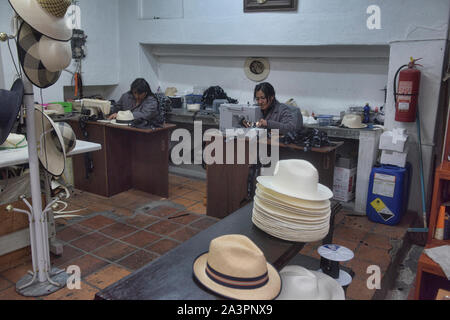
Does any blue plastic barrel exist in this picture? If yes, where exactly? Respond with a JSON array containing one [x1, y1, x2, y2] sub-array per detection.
[[366, 164, 411, 225]]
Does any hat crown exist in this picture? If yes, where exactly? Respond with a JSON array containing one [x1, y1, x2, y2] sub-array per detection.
[[272, 160, 319, 197], [117, 110, 134, 121], [342, 114, 364, 128], [37, 0, 71, 18], [207, 235, 268, 279], [282, 268, 320, 299]]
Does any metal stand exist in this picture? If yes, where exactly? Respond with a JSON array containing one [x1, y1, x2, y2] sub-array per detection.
[[7, 78, 68, 297]]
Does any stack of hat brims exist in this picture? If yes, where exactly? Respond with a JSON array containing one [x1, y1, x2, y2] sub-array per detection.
[[252, 160, 333, 242], [9, 0, 73, 89]]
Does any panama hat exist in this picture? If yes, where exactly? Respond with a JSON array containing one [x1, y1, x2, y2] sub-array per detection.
[[341, 114, 367, 129], [257, 160, 333, 201], [35, 106, 66, 176], [276, 265, 345, 300], [53, 122, 76, 154], [17, 22, 71, 89], [0, 134, 28, 150], [0, 79, 24, 145], [9, 0, 72, 41], [112, 110, 134, 126], [245, 58, 270, 82], [193, 234, 281, 300]]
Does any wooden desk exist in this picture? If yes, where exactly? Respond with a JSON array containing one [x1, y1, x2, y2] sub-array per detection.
[[68, 121, 176, 198], [206, 133, 343, 219], [95, 201, 342, 300]]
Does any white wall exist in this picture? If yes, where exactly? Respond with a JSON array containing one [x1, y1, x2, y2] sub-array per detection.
[[0, 0, 120, 102]]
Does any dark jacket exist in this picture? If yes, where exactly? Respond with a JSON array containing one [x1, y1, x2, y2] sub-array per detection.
[[115, 92, 160, 121], [263, 100, 303, 134]]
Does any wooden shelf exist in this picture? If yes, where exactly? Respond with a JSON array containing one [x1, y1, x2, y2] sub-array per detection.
[[414, 164, 450, 299]]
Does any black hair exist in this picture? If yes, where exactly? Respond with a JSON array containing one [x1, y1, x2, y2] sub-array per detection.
[[254, 82, 276, 101], [130, 78, 152, 96]]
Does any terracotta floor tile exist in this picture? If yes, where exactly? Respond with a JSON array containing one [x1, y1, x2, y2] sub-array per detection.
[[1, 262, 33, 283], [169, 185, 194, 198], [186, 203, 207, 215], [171, 197, 198, 209], [117, 250, 158, 271], [84, 265, 131, 290], [340, 215, 375, 232], [190, 217, 219, 230], [169, 174, 192, 185], [78, 215, 116, 230], [51, 245, 85, 267], [330, 238, 360, 254], [169, 227, 200, 242], [333, 225, 368, 243], [56, 224, 92, 243], [346, 278, 376, 300], [146, 220, 183, 235], [370, 223, 409, 240], [344, 258, 386, 281], [43, 281, 98, 300], [122, 231, 161, 248], [60, 254, 108, 278], [357, 245, 392, 271], [124, 214, 160, 228], [110, 207, 135, 217], [71, 232, 114, 252], [146, 205, 182, 218], [99, 223, 138, 239], [0, 276, 13, 291], [146, 239, 180, 255], [167, 212, 202, 225], [0, 286, 37, 300], [362, 232, 393, 250], [182, 190, 206, 202], [92, 241, 137, 262]]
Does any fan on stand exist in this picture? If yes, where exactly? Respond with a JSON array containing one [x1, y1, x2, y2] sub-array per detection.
[[1, 0, 73, 297]]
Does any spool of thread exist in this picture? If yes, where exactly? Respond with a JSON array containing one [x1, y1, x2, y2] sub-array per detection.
[[434, 205, 446, 240], [317, 244, 354, 287]]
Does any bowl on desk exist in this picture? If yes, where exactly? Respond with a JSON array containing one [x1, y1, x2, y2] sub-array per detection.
[[187, 104, 201, 112]]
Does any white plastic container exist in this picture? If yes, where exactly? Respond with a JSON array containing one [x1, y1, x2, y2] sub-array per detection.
[[379, 128, 408, 152]]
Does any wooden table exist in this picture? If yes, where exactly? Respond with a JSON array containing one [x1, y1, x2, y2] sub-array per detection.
[[95, 201, 342, 300], [206, 132, 343, 219], [68, 120, 176, 198]]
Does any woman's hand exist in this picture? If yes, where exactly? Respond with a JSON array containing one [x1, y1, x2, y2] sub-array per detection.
[[108, 113, 118, 120], [257, 119, 268, 128]]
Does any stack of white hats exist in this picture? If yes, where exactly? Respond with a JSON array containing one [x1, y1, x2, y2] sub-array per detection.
[[252, 160, 334, 242]]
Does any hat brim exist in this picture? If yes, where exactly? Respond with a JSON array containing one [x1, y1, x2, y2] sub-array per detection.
[[277, 266, 345, 300], [257, 176, 333, 201], [9, 0, 72, 41], [343, 123, 367, 129], [245, 58, 270, 82], [111, 120, 131, 126], [17, 22, 62, 89], [35, 107, 66, 176], [0, 79, 24, 145], [193, 252, 281, 300]]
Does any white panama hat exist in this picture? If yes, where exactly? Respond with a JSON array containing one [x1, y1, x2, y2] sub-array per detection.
[[257, 160, 333, 201], [341, 114, 367, 129], [9, 0, 72, 41], [111, 110, 134, 126], [245, 58, 270, 82], [276, 265, 345, 300], [35, 106, 66, 176]]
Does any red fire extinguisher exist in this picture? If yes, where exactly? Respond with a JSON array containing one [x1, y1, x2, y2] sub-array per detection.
[[394, 57, 423, 122]]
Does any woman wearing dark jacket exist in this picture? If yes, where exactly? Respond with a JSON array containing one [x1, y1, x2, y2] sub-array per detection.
[[252, 82, 302, 134], [108, 78, 163, 123]]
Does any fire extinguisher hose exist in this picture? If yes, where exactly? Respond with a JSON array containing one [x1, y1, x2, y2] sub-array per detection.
[[393, 64, 408, 104]]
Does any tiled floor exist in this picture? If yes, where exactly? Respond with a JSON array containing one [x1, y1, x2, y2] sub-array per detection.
[[0, 174, 417, 300]]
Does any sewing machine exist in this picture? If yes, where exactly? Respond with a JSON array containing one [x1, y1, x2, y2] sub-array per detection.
[[73, 99, 111, 118], [219, 104, 262, 131]]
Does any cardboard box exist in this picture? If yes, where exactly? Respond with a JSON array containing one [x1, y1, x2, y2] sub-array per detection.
[[333, 167, 357, 202], [380, 148, 408, 167], [379, 129, 408, 152]]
